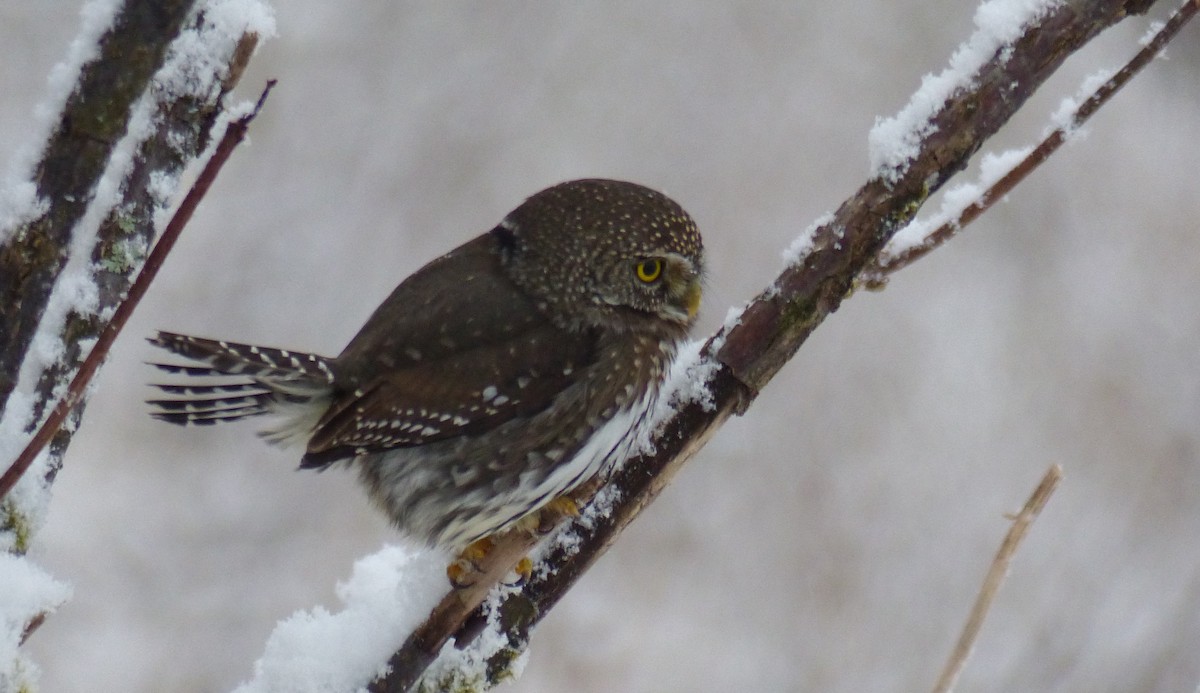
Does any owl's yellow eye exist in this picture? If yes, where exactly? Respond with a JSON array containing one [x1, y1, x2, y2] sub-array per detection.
[[635, 258, 663, 283]]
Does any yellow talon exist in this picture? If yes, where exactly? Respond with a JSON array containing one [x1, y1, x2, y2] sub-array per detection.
[[544, 495, 581, 518], [514, 557, 533, 582], [446, 560, 470, 587], [499, 556, 535, 587], [446, 536, 495, 588], [461, 536, 494, 562], [445, 495, 587, 588]]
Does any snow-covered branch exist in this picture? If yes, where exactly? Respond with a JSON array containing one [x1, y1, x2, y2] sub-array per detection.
[[863, 0, 1199, 286], [0, 0, 271, 535], [0, 0, 196, 413], [0, 0, 273, 687], [354, 0, 1177, 690]]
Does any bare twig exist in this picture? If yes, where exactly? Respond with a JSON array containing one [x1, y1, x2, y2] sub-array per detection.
[[371, 1, 1164, 690], [862, 0, 1200, 287], [0, 82, 275, 503], [932, 465, 1064, 693]]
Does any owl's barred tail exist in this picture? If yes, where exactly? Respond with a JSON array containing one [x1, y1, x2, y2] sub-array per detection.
[[148, 331, 336, 381], [146, 331, 335, 432]]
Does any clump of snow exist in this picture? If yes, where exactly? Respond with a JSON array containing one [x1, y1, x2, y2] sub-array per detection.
[[161, 0, 276, 99], [234, 545, 447, 693], [417, 582, 529, 692], [711, 304, 746, 354], [869, 0, 1062, 182], [1048, 67, 1116, 138], [881, 146, 1032, 262], [781, 211, 834, 269], [0, 182, 45, 238], [584, 481, 622, 527], [1139, 20, 1166, 47], [0, 554, 72, 692], [662, 337, 719, 413]]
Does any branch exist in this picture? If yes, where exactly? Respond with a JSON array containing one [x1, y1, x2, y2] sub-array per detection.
[[932, 465, 1063, 693], [0, 0, 197, 412], [370, 0, 1171, 689], [862, 0, 1200, 286], [0, 80, 275, 505], [0, 2, 271, 532]]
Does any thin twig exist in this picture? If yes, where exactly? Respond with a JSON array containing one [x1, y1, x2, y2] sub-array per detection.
[[862, 0, 1200, 288], [0, 81, 276, 502], [932, 464, 1064, 693]]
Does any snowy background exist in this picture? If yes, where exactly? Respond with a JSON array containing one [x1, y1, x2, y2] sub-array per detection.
[[3, 2, 1199, 691]]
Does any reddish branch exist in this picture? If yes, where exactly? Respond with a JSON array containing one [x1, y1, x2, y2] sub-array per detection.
[[369, 0, 1185, 690]]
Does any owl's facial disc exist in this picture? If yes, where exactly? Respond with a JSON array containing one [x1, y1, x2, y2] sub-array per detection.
[[606, 252, 700, 326]]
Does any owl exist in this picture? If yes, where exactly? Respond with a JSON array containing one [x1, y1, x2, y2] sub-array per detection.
[[149, 179, 703, 566]]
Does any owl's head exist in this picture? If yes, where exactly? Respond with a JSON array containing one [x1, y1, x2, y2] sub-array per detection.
[[498, 179, 704, 335]]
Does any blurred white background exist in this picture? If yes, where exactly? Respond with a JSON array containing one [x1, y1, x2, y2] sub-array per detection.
[[3, 2, 1199, 691]]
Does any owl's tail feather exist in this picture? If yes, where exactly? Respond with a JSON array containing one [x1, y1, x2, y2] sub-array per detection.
[[148, 331, 337, 382], [147, 332, 334, 442]]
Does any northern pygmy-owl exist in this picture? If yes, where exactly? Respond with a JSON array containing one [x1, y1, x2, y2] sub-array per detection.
[[150, 179, 704, 553]]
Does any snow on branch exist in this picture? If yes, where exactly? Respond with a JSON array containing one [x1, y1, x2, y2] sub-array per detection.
[[0, 554, 71, 692], [0, 0, 273, 543], [868, 0, 1064, 184], [0, 0, 273, 687], [331, 1, 1175, 691], [0, 0, 197, 411], [863, 0, 1198, 285]]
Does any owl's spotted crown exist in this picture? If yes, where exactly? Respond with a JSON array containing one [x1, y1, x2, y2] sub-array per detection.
[[502, 178, 701, 255], [498, 179, 703, 330]]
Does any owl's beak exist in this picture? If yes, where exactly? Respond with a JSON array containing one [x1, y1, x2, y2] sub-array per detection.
[[684, 277, 702, 320]]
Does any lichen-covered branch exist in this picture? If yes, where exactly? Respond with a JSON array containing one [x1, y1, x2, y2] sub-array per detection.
[[369, 0, 1170, 690], [0, 2, 267, 536], [0, 1, 269, 685], [0, 0, 195, 412]]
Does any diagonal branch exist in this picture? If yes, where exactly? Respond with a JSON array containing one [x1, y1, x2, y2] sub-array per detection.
[[370, 0, 1174, 690], [932, 464, 1063, 693], [0, 1, 272, 549], [0, 0, 197, 414], [0, 81, 275, 505], [862, 0, 1200, 286]]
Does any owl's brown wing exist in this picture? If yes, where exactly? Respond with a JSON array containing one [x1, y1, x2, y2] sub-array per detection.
[[299, 229, 595, 468], [333, 230, 546, 385]]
